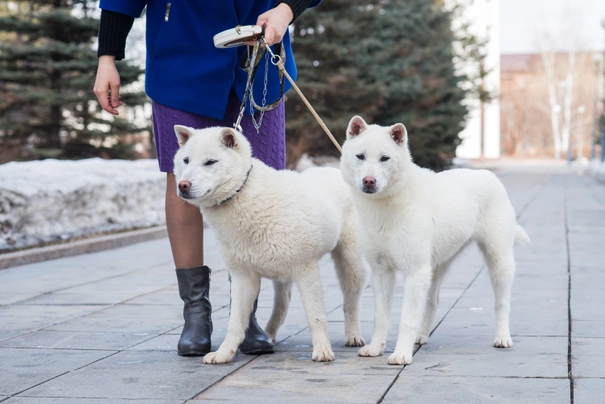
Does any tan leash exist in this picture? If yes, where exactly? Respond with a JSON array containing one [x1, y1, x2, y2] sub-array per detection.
[[260, 38, 342, 153]]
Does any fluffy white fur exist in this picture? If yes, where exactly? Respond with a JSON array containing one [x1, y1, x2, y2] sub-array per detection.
[[173, 125, 367, 364], [339, 116, 531, 366]]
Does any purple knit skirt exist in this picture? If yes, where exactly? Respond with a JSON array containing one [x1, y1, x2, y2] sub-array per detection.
[[152, 92, 285, 172]]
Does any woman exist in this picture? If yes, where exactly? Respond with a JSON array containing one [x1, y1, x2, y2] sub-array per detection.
[[93, 0, 320, 357]]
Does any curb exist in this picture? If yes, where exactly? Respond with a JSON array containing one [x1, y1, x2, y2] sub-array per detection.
[[0, 226, 168, 270]]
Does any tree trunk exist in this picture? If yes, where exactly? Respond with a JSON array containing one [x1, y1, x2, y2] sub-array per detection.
[[561, 49, 575, 154]]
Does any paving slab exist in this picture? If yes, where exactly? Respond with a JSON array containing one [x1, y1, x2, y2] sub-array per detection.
[[571, 338, 605, 378], [3, 399, 181, 404], [0, 293, 40, 305], [192, 373, 394, 403], [573, 320, 605, 339], [382, 376, 570, 404], [43, 313, 184, 334], [0, 330, 157, 351], [404, 335, 569, 378], [20, 291, 159, 306], [192, 350, 400, 403], [0, 348, 113, 396], [22, 351, 255, 401], [435, 311, 569, 338], [0, 305, 109, 338], [573, 378, 605, 404], [124, 333, 193, 353]]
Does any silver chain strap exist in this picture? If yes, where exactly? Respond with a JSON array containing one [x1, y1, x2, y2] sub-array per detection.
[[233, 43, 260, 134], [250, 52, 269, 132], [233, 38, 284, 134]]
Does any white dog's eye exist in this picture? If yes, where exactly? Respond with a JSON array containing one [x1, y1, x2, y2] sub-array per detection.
[[183, 157, 189, 164], [204, 159, 217, 166], [380, 156, 390, 162], [355, 153, 365, 161]]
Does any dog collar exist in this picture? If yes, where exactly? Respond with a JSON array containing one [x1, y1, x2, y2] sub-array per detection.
[[218, 165, 253, 205]]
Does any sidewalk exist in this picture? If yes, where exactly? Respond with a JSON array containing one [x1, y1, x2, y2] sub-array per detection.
[[1, 162, 604, 403]]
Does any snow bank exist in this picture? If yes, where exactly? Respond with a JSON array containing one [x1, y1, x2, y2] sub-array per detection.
[[0, 158, 165, 252], [295, 153, 339, 171]]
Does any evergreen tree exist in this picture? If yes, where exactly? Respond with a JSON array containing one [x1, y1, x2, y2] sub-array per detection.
[[0, 1, 149, 162], [286, 0, 482, 170]]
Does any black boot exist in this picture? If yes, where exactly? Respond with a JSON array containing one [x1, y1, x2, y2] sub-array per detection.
[[239, 297, 274, 355], [176, 266, 212, 356]]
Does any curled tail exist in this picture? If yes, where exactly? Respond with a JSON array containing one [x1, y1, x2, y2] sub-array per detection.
[[515, 225, 531, 245]]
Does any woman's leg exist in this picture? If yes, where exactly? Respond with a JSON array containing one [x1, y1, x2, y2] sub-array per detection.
[[153, 103, 212, 356], [165, 173, 213, 356], [165, 172, 204, 268]]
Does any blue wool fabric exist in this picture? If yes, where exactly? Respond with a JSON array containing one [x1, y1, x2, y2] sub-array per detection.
[[99, 0, 320, 120]]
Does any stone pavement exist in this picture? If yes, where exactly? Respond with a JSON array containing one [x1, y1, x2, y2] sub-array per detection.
[[1, 162, 604, 403]]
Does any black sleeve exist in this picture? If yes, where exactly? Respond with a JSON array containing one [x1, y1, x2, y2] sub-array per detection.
[[97, 9, 135, 60], [276, 0, 317, 23]]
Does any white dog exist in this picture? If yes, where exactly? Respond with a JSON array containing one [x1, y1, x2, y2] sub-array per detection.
[[172, 125, 367, 364], [339, 116, 530, 365]]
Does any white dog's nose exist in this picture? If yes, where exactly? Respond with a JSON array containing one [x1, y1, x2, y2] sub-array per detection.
[[178, 180, 191, 193], [362, 176, 377, 194], [363, 176, 376, 188]]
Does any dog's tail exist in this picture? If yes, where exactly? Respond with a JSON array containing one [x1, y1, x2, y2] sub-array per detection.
[[514, 225, 531, 245]]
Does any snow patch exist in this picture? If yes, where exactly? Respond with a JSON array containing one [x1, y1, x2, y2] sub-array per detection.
[[0, 158, 165, 252], [295, 153, 339, 172]]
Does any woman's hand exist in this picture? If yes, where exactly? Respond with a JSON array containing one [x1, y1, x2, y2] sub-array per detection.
[[93, 55, 123, 115], [246, 3, 294, 46]]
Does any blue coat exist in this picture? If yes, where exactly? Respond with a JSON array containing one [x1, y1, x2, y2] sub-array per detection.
[[99, 0, 320, 119]]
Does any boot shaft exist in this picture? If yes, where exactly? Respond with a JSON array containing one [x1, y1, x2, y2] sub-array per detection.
[[176, 266, 212, 317], [176, 266, 213, 356]]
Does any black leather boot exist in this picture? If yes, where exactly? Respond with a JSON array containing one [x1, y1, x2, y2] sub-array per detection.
[[239, 297, 274, 355], [176, 266, 212, 356]]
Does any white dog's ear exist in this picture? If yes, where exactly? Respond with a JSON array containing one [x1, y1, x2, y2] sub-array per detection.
[[389, 123, 407, 145], [220, 128, 238, 149], [346, 116, 367, 139], [174, 125, 195, 147]]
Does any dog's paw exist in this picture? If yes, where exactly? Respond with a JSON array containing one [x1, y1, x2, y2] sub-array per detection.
[[493, 335, 513, 348], [312, 345, 335, 362], [415, 334, 429, 345], [345, 335, 366, 347], [358, 343, 384, 357], [388, 350, 413, 365], [202, 350, 235, 364]]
